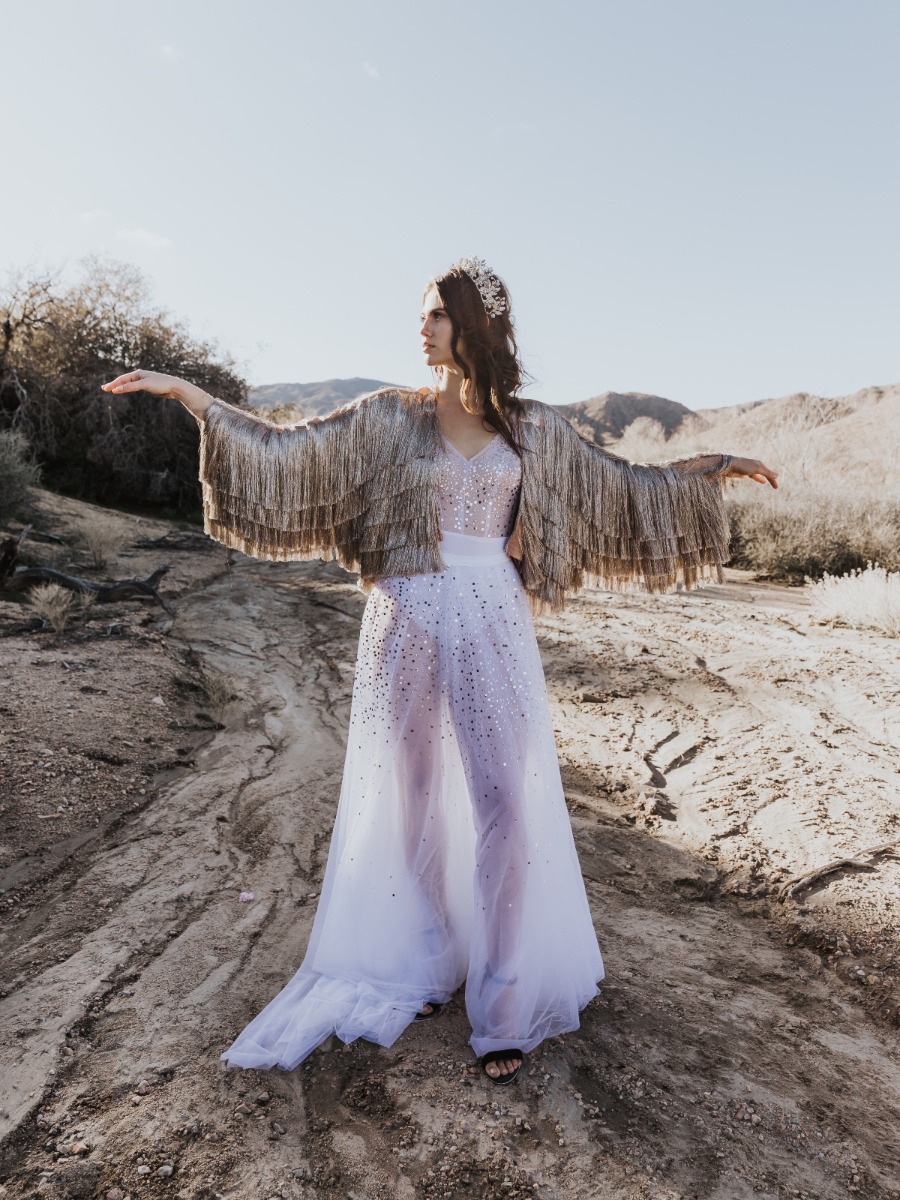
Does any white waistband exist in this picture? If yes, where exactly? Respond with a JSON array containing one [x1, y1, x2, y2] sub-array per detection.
[[439, 528, 511, 566]]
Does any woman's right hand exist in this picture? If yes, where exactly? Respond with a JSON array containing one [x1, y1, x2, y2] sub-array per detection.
[[101, 370, 215, 419]]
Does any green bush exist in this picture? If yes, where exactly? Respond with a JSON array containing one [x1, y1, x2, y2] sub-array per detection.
[[0, 428, 41, 519], [0, 255, 248, 513]]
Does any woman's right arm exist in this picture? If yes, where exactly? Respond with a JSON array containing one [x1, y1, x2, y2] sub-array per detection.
[[102, 370, 216, 420], [100, 369, 396, 566]]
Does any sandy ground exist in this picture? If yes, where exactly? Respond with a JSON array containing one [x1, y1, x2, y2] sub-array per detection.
[[1, 493, 898, 1200]]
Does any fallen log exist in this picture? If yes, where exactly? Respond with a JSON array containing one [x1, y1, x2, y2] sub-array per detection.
[[0, 532, 174, 615], [777, 839, 899, 901]]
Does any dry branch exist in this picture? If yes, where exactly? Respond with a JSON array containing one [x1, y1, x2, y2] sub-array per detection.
[[0, 532, 174, 614], [777, 840, 899, 901]]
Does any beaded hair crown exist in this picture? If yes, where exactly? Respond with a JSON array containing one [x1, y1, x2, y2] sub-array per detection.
[[446, 256, 508, 318]]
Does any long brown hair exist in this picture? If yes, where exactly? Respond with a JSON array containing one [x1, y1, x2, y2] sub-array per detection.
[[425, 263, 532, 455]]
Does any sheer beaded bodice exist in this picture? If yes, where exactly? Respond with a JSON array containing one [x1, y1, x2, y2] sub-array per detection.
[[436, 435, 522, 538]]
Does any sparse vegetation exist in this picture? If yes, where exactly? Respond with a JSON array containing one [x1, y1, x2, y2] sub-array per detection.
[[727, 490, 900, 582], [26, 581, 76, 634], [78, 518, 127, 570], [808, 563, 900, 637], [0, 428, 41, 518], [198, 662, 237, 714]]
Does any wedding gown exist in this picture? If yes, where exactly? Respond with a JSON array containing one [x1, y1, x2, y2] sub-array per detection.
[[220, 427, 605, 1070]]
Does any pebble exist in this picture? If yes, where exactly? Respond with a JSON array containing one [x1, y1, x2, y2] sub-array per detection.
[[135, 1080, 151, 1095], [137, 1165, 151, 1175], [69, 1141, 89, 1155], [157, 1164, 174, 1177], [106, 1190, 124, 1200]]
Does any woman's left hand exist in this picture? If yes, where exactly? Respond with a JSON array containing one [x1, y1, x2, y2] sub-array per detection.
[[726, 457, 779, 488]]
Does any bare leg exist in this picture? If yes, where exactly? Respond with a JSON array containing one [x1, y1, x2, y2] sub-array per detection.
[[388, 607, 453, 990]]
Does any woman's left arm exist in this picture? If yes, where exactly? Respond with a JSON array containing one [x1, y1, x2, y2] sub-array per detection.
[[519, 404, 781, 595], [667, 452, 779, 489]]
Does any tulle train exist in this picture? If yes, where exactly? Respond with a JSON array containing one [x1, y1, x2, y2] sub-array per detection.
[[221, 530, 604, 1068]]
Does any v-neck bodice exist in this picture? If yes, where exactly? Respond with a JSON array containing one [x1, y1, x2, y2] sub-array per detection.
[[435, 430, 522, 538]]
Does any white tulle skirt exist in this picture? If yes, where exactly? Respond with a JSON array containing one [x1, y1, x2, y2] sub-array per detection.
[[220, 529, 604, 1070]]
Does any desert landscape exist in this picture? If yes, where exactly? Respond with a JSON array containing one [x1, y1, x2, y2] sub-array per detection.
[[4, 1, 898, 1191], [1, 377, 899, 1200]]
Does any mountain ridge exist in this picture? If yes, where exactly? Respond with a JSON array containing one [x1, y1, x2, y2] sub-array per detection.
[[246, 379, 899, 478]]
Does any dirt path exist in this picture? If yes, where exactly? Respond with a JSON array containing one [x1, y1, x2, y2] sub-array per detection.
[[1, 550, 898, 1200]]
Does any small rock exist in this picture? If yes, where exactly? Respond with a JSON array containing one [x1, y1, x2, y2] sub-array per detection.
[[69, 1141, 90, 1155], [106, 1190, 124, 1200], [234, 1104, 253, 1116], [137, 1165, 151, 1175], [255, 1090, 270, 1104], [272, 1121, 286, 1134], [135, 1080, 151, 1095], [157, 1164, 174, 1177]]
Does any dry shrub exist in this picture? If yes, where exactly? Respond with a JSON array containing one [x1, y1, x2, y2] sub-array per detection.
[[78, 519, 126, 570], [808, 563, 900, 637], [0, 428, 41, 519], [198, 663, 237, 714], [27, 582, 76, 634], [265, 403, 306, 426], [727, 489, 900, 582]]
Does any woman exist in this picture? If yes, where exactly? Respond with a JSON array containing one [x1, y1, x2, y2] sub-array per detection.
[[103, 256, 777, 1085]]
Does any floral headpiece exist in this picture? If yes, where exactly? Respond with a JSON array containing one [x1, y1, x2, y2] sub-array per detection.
[[447, 256, 508, 318]]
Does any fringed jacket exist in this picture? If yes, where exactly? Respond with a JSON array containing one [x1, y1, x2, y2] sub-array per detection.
[[198, 385, 734, 613]]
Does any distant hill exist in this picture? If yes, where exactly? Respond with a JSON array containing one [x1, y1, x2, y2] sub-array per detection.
[[559, 392, 698, 445], [247, 378, 401, 416], [605, 381, 900, 492]]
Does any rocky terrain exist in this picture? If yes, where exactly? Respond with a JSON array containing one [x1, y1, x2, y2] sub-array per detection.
[[0, 492, 898, 1200]]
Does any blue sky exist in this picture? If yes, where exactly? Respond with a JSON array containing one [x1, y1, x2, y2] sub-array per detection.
[[2, 0, 898, 409]]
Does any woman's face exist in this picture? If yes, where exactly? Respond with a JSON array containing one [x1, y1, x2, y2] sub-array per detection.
[[420, 285, 459, 370]]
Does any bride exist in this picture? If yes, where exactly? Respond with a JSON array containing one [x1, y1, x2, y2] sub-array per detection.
[[103, 255, 776, 1085]]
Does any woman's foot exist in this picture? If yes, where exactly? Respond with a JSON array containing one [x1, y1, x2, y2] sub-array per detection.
[[480, 1048, 524, 1085], [413, 1001, 444, 1022]]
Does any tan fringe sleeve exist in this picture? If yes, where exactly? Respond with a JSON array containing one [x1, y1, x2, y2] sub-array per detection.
[[520, 403, 734, 604], [197, 391, 388, 565]]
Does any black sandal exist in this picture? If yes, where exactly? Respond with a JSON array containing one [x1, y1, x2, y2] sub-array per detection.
[[413, 1001, 444, 1022], [480, 1048, 524, 1085]]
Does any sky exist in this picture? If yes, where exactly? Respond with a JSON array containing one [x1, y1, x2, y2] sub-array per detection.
[[1, 0, 898, 410]]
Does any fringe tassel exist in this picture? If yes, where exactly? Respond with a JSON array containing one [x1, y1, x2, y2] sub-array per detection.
[[516, 404, 733, 610], [198, 388, 733, 613]]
